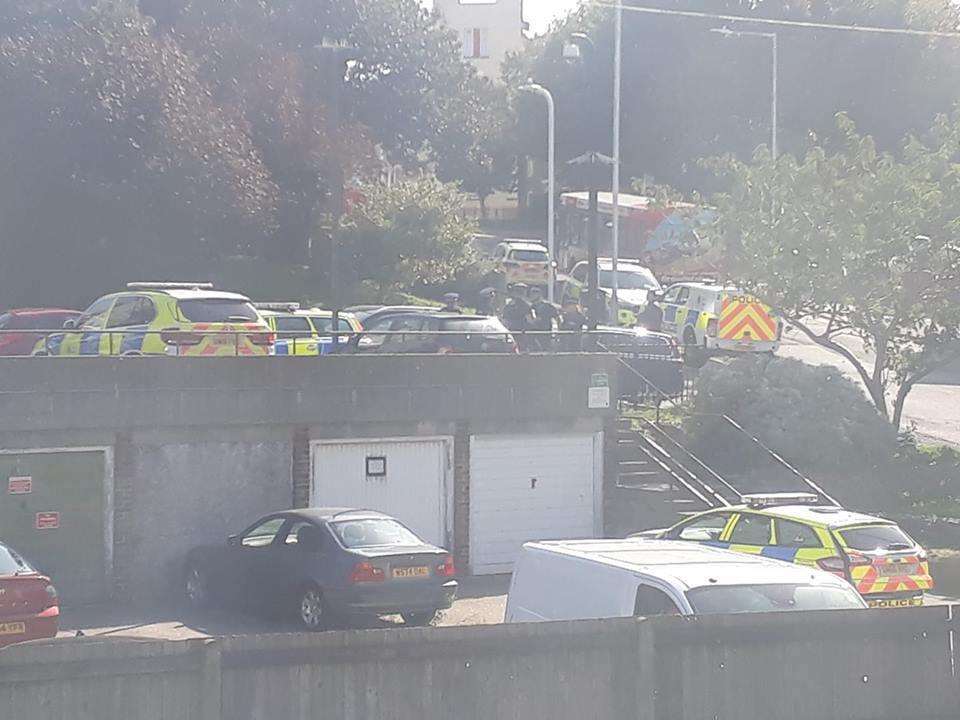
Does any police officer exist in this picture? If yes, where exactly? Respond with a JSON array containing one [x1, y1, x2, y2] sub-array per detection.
[[476, 287, 499, 316], [528, 286, 559, 351], [502, 283, 534, 349], [560, 298, 587, 351], [441, 292, 462, 314]]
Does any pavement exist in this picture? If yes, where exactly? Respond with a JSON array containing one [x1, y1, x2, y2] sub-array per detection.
[[777, 324, 960, 447], [56, 575, 510, 641]]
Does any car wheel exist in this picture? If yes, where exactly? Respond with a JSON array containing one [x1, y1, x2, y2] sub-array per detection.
[[297, 585, 327, 631], [401, 610, 438, 627], [184, 564, 209, 609]]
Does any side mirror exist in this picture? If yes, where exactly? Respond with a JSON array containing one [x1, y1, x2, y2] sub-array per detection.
[[227, 534, 239, 547], [62, 319, 77, 330]]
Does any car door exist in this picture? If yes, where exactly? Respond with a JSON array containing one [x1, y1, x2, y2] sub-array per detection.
[[666, 511, 736, 548], [771, 518, 828, 566], [271, 520, 336, 601], [104, 295, 156, 354], [232, 516, 288, 606], [723, 512, 775, 555], [49, 296, 115, 356], [658, 285, 686, 337]]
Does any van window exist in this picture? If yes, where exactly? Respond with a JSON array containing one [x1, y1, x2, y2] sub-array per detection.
[[634, 585, 681, 616]]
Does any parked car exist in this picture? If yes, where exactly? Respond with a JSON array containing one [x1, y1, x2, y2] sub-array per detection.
[[34, 282, 273, 357], [183, 508, 458, 629], [492, 240, 550, 288], [354, 312, 516, 354], [0, 541, 59, 648], [631, 493, 933, 609], [348, 305, 440, 327], [560, 259, 662, 324], [0, 308, 81, 356], [591, 326, 683, 402], [256, 303, 361, 356], [504, 538, 867, 623]]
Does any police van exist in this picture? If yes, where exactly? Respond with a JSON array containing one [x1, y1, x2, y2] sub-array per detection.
[[505, 539, 866, 622]]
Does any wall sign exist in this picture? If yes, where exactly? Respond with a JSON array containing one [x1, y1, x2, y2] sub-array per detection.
[[366, 456, 387, 479], [8, 476, 32, 495], [35, 512, 60, 530], [588, 372, 611, 410]]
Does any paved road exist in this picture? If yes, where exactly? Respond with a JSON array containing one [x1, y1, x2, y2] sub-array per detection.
[[777, 324, 960, 447]]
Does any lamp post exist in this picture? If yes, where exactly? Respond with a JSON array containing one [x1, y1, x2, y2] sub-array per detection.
[[711, 27, 778, 158], [518, 82, 556, 304]]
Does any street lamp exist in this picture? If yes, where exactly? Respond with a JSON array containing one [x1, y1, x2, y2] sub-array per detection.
[[710, 27, 778, 158], [518, 82, 556, 304]]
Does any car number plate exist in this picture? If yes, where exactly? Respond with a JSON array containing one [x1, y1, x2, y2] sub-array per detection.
[[877, 563, 918, 577], [392, 566, 429, 579], [868, 597, 923, 608], [0, 622, 26, 635], [209, 335, 234, 346]]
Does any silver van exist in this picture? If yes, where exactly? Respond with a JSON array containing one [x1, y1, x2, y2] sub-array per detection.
[[505, 539, 867, 622]]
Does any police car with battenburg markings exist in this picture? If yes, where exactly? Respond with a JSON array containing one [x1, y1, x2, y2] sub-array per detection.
[[632, 493, 933, 608]]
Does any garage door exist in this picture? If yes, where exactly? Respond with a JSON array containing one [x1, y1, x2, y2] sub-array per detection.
[[311, 439, 450, 547], [469, 433, 601, 574], [0, 449, 111, 604]]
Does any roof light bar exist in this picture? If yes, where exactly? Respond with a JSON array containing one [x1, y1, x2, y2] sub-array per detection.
[[126, 282, 214, 290], [254, 302, 302, 311], [741, 492, 820, 509]]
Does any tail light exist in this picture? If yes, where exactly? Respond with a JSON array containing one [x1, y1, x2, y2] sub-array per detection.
[[161, 328, 202, 346], [250, 330, 275, 347], [816, 556, 849, 579], [706, 319, 718, 338], [349, 561, 385, 584], [44, 583, 58, 606], [436, 555, 457, 577]]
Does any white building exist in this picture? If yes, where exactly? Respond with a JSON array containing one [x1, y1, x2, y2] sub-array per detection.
[[435, 0, 528, 80]]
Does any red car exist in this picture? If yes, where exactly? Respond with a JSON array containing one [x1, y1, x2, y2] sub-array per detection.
[[0, 308, 81, 356], [0, 541, 59, 648]]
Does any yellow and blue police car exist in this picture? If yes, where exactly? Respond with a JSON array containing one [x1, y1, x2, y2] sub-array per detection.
[[634, 493, 933, 608], [256, 304, 362, 356], [34, 283, 273, 356]]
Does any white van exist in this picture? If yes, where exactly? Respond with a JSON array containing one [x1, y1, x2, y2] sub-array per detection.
[[504, 539, 866, 622]]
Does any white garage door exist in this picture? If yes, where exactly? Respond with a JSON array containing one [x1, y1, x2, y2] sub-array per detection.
[[311, 438, 450, 547], [469, 433, 601, 574]]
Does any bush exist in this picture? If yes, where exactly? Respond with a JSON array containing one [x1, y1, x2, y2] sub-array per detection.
[[687, 356, 897, 472]]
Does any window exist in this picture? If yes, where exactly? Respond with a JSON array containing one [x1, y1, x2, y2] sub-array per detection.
[[461, 28, 489, 59], [676, 287, 690, 305], [274, 316, 312, 339], [106, 296, 155, 328], [240, 517, 285, 548], [331, 519, 422, 548], [571, 264, 588, 283], [177, 299, 258, 322], [686, 583, 865, 615], [836, 524, 914, 552], [634, 585, 681, 616], [509, 249, 548, 263], [775, 519, 821, 549], [283, 521, 327, 551], [0, 544, 33, 574], [598, 268, 661, 291], [661, 286, 682, 304], [77, 297, 116, 330], [309, 317, 354, 333], [729, 514, 773, 546], [672, 512, 732, 542]]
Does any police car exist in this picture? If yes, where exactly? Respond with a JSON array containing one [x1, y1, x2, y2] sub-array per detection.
[[633, 493, 933, 608], [256, 304, 362, 356], [34, 283, 273, 357], [655, 281, 781, 355]]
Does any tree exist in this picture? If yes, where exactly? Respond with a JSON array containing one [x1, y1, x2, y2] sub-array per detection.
[[336, 178, 479, 299], [705, 113, 960, 428]]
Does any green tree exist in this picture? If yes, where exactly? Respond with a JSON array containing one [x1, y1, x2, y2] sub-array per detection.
[[706, 113, 960, 428], [336, 179, 479, 299]]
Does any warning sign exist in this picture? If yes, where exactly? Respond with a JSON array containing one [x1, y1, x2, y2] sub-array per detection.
[[588, 372, 611, 409], [35, 512, 60, 530], [8, 476, 32, 495]]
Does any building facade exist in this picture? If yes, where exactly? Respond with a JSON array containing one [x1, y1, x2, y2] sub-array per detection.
[[435, 0, 527, 79]]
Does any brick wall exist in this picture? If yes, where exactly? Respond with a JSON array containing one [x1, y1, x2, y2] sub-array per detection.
[[452, 421, 471, 571], [291, 426, 310, 508], [112, 432, 135, 602]]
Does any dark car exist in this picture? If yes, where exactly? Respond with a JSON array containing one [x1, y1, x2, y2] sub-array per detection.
[[591, 326, 684, 402], [0, 541, 59, 648], [347, 305, 439, 326], [183, 509, 458, 630], [354, 312, 517, 354], [0, 308, 81, 356]]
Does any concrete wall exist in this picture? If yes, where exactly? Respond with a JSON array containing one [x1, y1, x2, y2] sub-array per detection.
[[2, 607, 958, 720]]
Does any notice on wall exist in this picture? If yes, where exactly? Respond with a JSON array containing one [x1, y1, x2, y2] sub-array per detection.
[[35, 512, 60, 530], [7, 476, 32, 495], [588, 373, 610, 410]]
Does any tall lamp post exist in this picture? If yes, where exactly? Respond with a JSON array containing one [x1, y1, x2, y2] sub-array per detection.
[[711, 27, 778, 158], [518, 83, 556, 303]]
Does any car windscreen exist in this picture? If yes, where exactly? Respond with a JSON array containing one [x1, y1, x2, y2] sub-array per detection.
[[836, 524, 914, 551], [687, 583, 865, 614], [509, 249, 548, 262], [332, 519, 423, 548], [0, 545, 33, 575], [599, 268, 660, 290], [177, 299, 259, 323], [442, 318, 510, 334]]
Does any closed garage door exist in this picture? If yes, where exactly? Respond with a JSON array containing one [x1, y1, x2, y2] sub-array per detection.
[[0, 449, 111, 604], [470, 433, 601, 575], [311, 439, 450, 547]]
